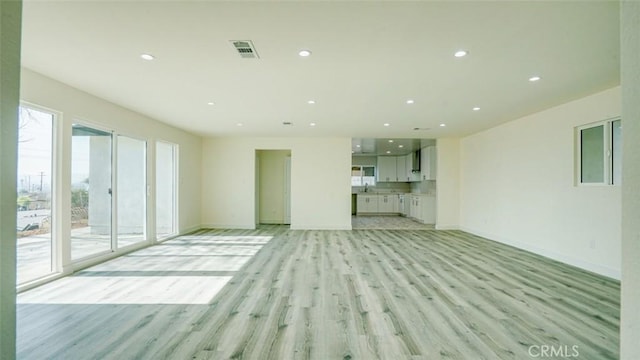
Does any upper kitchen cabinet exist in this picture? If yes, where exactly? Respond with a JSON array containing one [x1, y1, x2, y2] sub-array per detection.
[[405, 153, 421, 182], [396, 155, 407, 182], [377, 156, 397, 182], [421, 146, 437, 181], [377, 154, 422, 182]]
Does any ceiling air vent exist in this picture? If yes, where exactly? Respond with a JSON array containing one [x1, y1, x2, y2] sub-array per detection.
[[282, 121, 293, 126], [413, 127, 431, 131], [231, 40, 259, 59]]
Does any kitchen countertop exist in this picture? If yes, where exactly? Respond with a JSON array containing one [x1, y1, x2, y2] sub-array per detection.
[[352, 192, 435, 196]]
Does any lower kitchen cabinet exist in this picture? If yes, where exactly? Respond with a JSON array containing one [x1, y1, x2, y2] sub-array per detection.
[[356, 193, 432, 220], [378, 194, 398, 213], [420, 195, 436, 224], [398, 195, 408, 216], [409, 194, 436, 224], [410, 195, 421, 220], [356, 194, 378, 213]]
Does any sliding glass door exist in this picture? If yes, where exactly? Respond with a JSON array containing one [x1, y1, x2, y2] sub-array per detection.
[[156, 141, 177, 239], [71, 124, 113, 260], [16, 106, 55, 284], [117, 135, 146, 247]]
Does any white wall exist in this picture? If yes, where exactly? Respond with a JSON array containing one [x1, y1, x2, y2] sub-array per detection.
[[436, 138, 460, 230], [202, 137, 352, 230], [620, 1, 640, 358], [0, 1, 22, 357], [460, 87, 621, 279]]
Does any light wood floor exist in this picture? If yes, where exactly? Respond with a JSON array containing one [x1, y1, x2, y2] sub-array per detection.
[[351, 215, 435, 230], [17, 227, 619, 359]]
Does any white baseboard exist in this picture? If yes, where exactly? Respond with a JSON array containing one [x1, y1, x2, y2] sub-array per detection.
[[435, 224, 460, 230], [460, 226, 621, 280], [290, 224, 352, 230], [199, 223, 256, 230]]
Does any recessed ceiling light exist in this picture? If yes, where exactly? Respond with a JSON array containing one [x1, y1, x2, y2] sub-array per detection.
[[356, 145, 361, 148], [298, 49, 312, 57], [307, 100, 315, 104], [310, 122, 316, 127], [440, 123, 446, 127], [140, 54, 155, 61], [237, 123, 243, 127], [454, 50, 468, 58], [406, 99, 415, 104], [386, 151, 391, 154], [383, 123, 390, 127], [398, 145, 404, 148], [207, 102, 215, 106], [473, 107, 480, 111], [388, 140, 394, 143], [529, 76, 541, 82]]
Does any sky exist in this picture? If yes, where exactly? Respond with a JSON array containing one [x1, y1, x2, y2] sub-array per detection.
[[18, 106, 91, 193]]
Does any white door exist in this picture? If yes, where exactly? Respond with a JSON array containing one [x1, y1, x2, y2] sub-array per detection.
[[284, 156, 291, 224]]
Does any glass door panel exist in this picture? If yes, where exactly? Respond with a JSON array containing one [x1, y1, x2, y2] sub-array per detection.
[[117, 135, 146, 247], [17, 107, 54, 283], [156, 141, 176, 239], [71, 124, 113, 260]]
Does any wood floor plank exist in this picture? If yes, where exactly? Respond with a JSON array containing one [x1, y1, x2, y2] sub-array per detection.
[[17, 226, 620, 359]]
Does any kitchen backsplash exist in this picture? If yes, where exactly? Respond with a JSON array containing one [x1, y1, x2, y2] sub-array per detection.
[[352, 180, 436, 194], [411, 180, 436, 195]]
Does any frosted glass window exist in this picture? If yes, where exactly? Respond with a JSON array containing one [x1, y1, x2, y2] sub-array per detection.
[[580, 125, 604, 183], [351, 166, 376, 186], [362, 166, 376, 185]]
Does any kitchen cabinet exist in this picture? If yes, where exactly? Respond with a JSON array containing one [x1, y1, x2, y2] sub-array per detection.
[[398, 194, 408, 216], [377, 156, 397, 182], [420, 146, 437, 181], [396, 157, 407, 182], [420, 195, 436, 224], [405, 153, 421, 182], [356, 194, 378, 213], [378, 194, 398, 213], [409, 195, 422, 220], [408, 194, 436, 224], [378, 155, 420, 182]]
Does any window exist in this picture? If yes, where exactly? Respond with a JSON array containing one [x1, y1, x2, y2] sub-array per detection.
[[156, 141, 177, 239], [351, 166, 375, 186], [576, 118, 621, 185], [71, 124, 113, 260], [17, 106, 55, 284], [116, 135, 147, 247]]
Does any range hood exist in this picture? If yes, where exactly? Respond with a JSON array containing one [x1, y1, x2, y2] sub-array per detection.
[[411, 150, 421, 173]]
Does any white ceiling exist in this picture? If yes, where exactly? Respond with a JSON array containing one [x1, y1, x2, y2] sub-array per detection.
[[21, 1, 620, 139]]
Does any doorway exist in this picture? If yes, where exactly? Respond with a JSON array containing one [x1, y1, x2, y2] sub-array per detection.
[[255, 150, 291, 225]]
